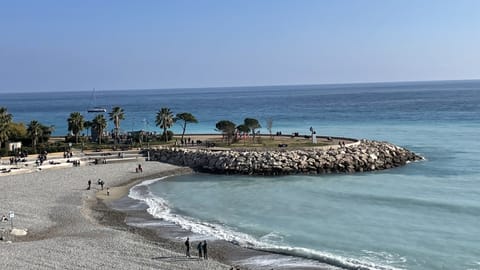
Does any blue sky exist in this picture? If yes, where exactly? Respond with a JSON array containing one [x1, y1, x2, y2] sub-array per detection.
[[1, 0, 479, 93]]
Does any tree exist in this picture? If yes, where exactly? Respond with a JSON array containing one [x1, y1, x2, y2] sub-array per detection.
[[266, 118, 273, 138], [175, 112, 198, 142], [0, 107, 13, 149], [215, 120, 236, 145], [236, 124, 250, 145], [84, 120, 92, 138], [155, 107, 175, 142], [67, 112, 85, 143], [8, 122, 27, 140], [40, 124, 54, 144], [92, 114, 107, 144], [109, 106, 125, 143], [27, 120, 43, 151], [244, 118, 261, 143]]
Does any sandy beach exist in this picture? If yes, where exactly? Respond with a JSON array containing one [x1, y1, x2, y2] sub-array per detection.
[[0, 156, 233, 270]]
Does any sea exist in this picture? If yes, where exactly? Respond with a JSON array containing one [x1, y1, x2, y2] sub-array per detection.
[[2, 80, 480, 269]]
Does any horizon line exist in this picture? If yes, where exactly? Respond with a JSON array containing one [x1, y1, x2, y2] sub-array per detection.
[[2, 78, 479, 94]]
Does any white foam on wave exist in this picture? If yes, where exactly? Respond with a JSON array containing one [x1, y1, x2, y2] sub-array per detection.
[[362, 250, 407, 266], [258, 246, 405, 270], [128, 178, 405, 270], [237, 254, 334, 269]]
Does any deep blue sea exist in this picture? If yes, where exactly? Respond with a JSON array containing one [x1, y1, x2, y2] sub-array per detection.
[[3, 80, 480, 269]]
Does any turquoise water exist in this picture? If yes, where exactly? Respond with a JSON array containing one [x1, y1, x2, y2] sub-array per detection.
[[131, 82, 478, 270], [3, 81, 480, 269], [136, 122, 480, 270]]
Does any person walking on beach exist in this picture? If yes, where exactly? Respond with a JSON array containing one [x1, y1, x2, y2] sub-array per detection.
[[87, 180, 91, 190], [185, 237, 190, 257], [197, 241, 203, 259], [202, 240, 207, 260], [100, 180, 104, 190]]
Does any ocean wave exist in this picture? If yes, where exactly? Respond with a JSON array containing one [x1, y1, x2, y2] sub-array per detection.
[[128, 178, 405, 270], [255, 246, 405, 270]]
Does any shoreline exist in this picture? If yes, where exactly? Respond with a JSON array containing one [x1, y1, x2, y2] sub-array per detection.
[[0, 141, 421, 269], [96, 167, 335, 270]]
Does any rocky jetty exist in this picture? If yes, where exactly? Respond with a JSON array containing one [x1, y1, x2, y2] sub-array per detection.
[[148, 140, 423, 175]]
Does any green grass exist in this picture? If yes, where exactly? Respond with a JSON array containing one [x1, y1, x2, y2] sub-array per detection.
[[208, 137, 331, 149]]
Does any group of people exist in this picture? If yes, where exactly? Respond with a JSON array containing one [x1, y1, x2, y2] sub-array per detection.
[[70, 159, 81, 166], [184, 237, 208, 260], [175, 137, 198, 147], [37, 151, 48, 165], [92, 158, 108, 165], [9, 151, 29, 165], [97, 179, 105, 190], [86, 179, 106, 190]]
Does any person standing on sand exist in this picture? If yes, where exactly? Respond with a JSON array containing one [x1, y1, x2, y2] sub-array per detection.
[[185, 237, 190, 257], [202, 240, 207, 260], [197, 241, 203, 259], [87, 180, 91, 190]]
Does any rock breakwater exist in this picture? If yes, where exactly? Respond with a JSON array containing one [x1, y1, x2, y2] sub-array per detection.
[[148, 140, 423, 175]]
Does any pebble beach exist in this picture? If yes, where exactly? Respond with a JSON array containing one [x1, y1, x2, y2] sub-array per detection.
[[0, 156, 232, 270]]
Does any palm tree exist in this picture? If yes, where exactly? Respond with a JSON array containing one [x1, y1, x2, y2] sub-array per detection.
[[0, 107, 13, 149], [67, 112, 85, 143], [155, 107, 175, 142], [175, 112, 198, 142], [27, 120, 43, 151], [40, 124, 55, 144], [108, 106, 125, 143], [84, 120, 92, 138], [92, 114, 107, 144]]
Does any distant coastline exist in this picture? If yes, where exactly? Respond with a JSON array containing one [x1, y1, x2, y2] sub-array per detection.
[[2, 78, 479, 94]]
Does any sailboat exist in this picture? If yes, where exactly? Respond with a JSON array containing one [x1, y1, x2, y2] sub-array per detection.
[[87, 88, 107, 113]]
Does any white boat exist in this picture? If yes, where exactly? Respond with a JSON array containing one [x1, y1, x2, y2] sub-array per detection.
[[87, 107, 107, 113], [87, 88, 107, 113]]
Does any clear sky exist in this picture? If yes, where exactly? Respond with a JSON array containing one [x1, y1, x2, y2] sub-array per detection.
[[1, 0, 479, 93]]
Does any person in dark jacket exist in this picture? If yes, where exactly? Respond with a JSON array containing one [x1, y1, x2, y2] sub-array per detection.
[[185, 237, 190, 257], [202, 240, 207, 260], [197, 241, 203, 259]]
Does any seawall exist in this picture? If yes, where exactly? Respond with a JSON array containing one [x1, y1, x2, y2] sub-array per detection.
[[148, 140, 423, 176]]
